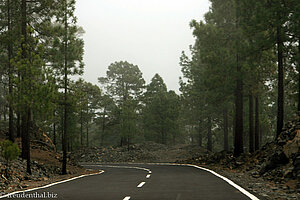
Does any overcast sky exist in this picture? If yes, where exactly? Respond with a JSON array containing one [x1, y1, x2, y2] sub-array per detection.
[[75, 0, 211, 93]]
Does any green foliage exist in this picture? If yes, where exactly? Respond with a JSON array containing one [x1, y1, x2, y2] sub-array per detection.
[[179, 0, 300, 154], [99, 61, 145, 101], [0, 140, 20, 163], [143, 74, 180, 144], [98, 61, 145, 146], [180, 0, 239, 151], [71, 79, 101, 147]]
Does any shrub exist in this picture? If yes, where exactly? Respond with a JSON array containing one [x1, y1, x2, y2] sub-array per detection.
[[0, 140, 20, 164]]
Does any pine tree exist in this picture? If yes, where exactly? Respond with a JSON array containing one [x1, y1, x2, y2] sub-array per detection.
[[98, 61, 145, 146]]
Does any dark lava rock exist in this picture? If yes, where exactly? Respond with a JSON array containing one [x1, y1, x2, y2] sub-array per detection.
[[292, 149, 300, 189], [260, 149, 289, 175]]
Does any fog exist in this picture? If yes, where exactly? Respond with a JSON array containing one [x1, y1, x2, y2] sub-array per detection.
[[75, 0, 211, 93]]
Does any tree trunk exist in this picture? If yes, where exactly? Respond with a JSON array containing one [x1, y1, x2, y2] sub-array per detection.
[[259, 124, 262, 147], [276, 25, 284, 138], [80, 110, 83, 146], [255, 97, 260, 151], [223, 107, 229, 151], [17, 112, 21, 137], [249, 94, 254, 153], [21, 0, 31, 175], [62, 0, 68, 175], [21, 115, 26, 159], [7, 0, 14, 142], [26, 109, 31, 174], [198, 120, 202, 147], [4, 108, 7, 121], [53, 111, 56, 146], [21, 111, 31, 174], [86, 106, 89, 147], [163, 131, 166, 145], [297, 37, 300, 115], [172, 134, 175, 145], [234, 1, 243, 157], [101, 109, 106, 146], [120, 137, 124, 147], [62, 68, 67, 176], [53, 122, 56, 146], [234, 54, 244, 157], [101, 126, 105, 146], [207, 116, 212, 152], [70, 130, 73, 151], [161, 124, 164, 144], [127, 137, 130, 151], [189, 125, 194, 144], [86, 120, 89, 147]]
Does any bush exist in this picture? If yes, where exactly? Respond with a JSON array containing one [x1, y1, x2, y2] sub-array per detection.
[[0, 140, 20, 163]]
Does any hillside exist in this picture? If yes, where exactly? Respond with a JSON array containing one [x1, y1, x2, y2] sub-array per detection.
[[0, 129, 87, 193]]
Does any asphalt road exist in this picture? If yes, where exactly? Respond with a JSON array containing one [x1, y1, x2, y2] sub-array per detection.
[[1, 163, 259, 200]]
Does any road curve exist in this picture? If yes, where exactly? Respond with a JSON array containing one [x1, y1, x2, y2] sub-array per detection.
[[0, 163, 260, 200]]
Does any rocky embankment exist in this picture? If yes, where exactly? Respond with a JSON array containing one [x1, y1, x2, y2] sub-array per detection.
[[71, 141, 208, 163], [0, 129, 83, 193], [180, 119, 300, 199]]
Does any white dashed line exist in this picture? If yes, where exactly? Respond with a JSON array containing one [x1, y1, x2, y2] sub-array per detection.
[[146, 174, 151, 178], [137, 182, 146, 188], [123, 196, 131, 200]]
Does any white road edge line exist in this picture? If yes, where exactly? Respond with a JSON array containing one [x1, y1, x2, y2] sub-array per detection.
[[137, 182, 146, 188], [123, 196, 131, 200], [0, 170, 105, 199], [187, 164, 259, 200], [147, 163, 259, 200], [146, 174, 151, 178]]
